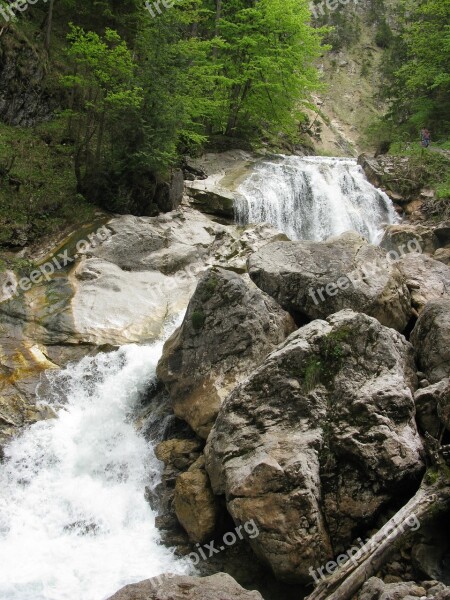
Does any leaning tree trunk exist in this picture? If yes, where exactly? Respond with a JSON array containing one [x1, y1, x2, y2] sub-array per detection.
[[306, 468, 450, 600]]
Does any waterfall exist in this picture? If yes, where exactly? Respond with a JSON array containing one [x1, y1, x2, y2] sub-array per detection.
[[0, 317, 189, 600], [235, 156, 398, 243]]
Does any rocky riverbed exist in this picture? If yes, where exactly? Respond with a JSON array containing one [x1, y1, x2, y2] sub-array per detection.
[[1, 153, 450, 599]]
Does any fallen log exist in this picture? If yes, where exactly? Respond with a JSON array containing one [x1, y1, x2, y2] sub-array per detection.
[[306, 467, 450, 600]]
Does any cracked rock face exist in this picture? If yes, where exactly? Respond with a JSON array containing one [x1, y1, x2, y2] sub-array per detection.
[[205, 310, 424, 582], [396, 253, 450, 314], [157, 267, 295, 439], [411, 299, 450, 384], [247, 231, 412, 332], [415, 378, 450, 438]]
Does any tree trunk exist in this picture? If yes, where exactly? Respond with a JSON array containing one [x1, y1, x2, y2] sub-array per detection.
[[45, 0, 55, 52], [225, 80, 251, 137], [212, 0, 222, 57], [306, 470, 450, 600], [94, 110, 106, 170]]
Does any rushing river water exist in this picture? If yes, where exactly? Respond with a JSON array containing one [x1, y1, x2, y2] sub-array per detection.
[[0, 319, 189, 600], [235, 156, 397, 243]]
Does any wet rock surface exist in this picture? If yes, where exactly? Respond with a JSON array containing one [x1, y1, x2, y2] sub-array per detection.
[[1, 159, 450, 598], [0, 334, 58, 445], [0, 209, 285, 348]]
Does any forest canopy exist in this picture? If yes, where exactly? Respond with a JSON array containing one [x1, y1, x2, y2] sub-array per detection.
[[45, 0, 326, 208]]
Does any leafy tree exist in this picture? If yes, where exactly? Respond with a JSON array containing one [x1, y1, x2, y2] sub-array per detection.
[[211, 0, 328, 139], [6, 0, 328, 214], [60, 26, 143, 196], [375, 18, 393, 48], [136, 0, 219, 172], [395, 0, 450, 135]]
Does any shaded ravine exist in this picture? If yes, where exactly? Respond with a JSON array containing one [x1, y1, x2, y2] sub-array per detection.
[[235, 156, 398, 243], [0, 316, 189, 600]]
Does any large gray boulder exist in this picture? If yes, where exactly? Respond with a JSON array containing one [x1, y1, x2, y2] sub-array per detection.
[[396, 253, 450, 314], [106, 573, 264, 600], [205, 310, 424, 582], [411, 299, 450, 384], [157, 267, 295, 438], [185, 180, 235, 219], [380, 223, 440, 255], [86, 212, 211, 273], [414, 379, 450, 438], [247, 232, 411, 331]]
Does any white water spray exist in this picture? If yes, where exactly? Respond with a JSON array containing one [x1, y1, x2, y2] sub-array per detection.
[[235, 156, 398, 243], [0, 321, 189, 600]]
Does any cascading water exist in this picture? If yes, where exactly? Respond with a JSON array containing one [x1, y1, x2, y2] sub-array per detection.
[[0, 317, 189, 600], [235, 155, 398, 243]]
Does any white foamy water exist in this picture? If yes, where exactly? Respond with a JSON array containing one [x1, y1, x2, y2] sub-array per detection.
[[0, 323, 189, 600], [235, 155, 398, 243]]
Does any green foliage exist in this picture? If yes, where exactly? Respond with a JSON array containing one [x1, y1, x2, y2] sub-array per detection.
[[191, 309, 206, 330], [301, 358, 323, 392], [360, 60, 370, 78], [210, 0, 328, 140], [425, 464, 450, 485], [293, 327, 350, 392], [375, 18, 393, 48], [436, 179, 450, 200], [135, 0, 219, 173], [0, 0, 329, 235], [0, 121, 96, 248], [200, 276, 219, 301], [60, 26, 143, 203], [56, 0, 328, 209], [385, 143, 450, 218], [325, 13, 360, 51], [380, 0, 450, 139]]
